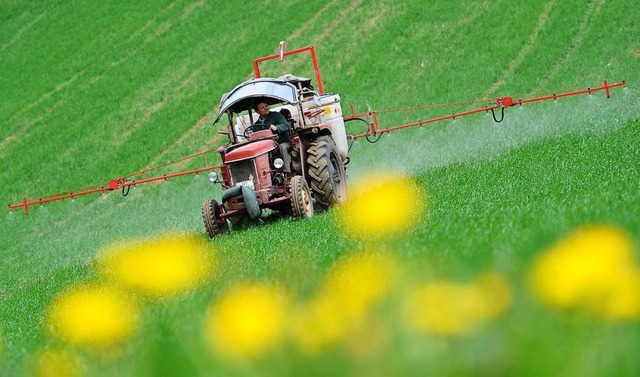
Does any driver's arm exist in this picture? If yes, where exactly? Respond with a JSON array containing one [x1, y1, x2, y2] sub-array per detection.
[[270, 113, 290, 134]]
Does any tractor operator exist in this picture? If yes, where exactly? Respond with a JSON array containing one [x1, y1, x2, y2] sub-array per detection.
[[253, 101, 292, 174]]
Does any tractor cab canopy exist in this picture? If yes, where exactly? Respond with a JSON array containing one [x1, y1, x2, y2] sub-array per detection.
[[214, 78, 299, 124], [277, 73, 314, 92]]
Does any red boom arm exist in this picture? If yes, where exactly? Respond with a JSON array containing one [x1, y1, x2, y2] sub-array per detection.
[[7, 78, 627, 215], [345, 80, 627, 140]]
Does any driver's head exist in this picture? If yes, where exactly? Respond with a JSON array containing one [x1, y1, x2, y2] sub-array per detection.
[[256, 102, 270, 117]]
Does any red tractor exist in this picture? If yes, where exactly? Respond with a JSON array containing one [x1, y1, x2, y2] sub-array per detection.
[[8, 44, 625, 223], [201, 48, 349, 238]]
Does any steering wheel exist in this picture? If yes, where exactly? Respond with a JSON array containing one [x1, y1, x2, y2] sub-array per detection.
[[244, 124, 270, 139]]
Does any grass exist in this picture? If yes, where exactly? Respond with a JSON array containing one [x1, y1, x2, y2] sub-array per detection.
[[1, 0, 639, 376]]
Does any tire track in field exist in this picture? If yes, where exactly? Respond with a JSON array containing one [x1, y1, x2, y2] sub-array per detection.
[[432, 1, 489, 43], [280, 0, 363, 70], [0, 12, 45, 53], [106, 1, 208, 148], [483, 1, 555, 98], [420, 2, 488, 70], [532, 0, 605, 94], [142, 107, 222, 172], [1, 1, 194, 152], [0, 71, 84, 152], [313, 0, 363, 46], [284, 0, 339, 42], [109, 1, 178, 68]]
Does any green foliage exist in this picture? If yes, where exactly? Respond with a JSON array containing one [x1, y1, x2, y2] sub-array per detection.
[[0, 0, 639, 376]]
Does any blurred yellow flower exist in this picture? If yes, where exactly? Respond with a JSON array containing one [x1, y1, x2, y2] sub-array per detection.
[[47, 285, 139, 348], [205, 283, 289, 359], [98, 233, 216, 298], [32, 349, 82, 377], [291, 252, 396, 353], [338, 172, 426, 239], [529, 225, 640, 320], [290, 295, 350, 354], [321, 251, 397, 316], [474, 272, 513, 320], [403, 272, 512, 336]]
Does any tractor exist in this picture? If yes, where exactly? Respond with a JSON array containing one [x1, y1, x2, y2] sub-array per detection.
[[201, 71, 349, 238], [7, 44, 626, 225]]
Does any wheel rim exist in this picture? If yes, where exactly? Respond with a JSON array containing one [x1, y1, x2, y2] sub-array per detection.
[[202, 199, 228, 238]]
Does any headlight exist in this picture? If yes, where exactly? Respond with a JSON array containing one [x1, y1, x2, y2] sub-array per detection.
[[273, 158, 284, 169], [208, 172, 218, 183]]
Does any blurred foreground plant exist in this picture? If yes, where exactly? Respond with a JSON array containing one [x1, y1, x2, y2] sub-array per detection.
[[338, 172, 427, 239], [205, 283, 290, 359], [528, 225, 640, 321], [97, 233, 216, 298], [290, 251, 397, 354], [32, 349, 82, 377], [403, 272, 513, 335], [47, 284, 139, 348]]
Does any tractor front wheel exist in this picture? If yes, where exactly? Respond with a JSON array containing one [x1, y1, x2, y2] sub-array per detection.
[[307, 136, 347, 210], [202, 199, 229, 239], [290, 175, 314, 219]]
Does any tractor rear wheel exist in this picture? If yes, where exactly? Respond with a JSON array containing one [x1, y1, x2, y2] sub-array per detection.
[[306, 136, 347, 209], [290, 175, 314, 219], [202, 199, 229, 239]]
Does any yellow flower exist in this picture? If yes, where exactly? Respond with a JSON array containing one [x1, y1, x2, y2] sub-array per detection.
[[98, 233, 216, 298], [290, 295, 351, 353], [474, 272, 513, 320], [338, 172, 426, 239], [599, 268, 640, 320], [528, 225, 640, 320], [290, 252, 397, 353], [32, 349, 82, 377], [47, 285, 139, 348], [321, 251, 397, 316], [205, 283, 289, 359], [403, 273, 512, 336]]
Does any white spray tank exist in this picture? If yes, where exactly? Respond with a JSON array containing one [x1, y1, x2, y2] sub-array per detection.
[[302, 93, 349, 160]]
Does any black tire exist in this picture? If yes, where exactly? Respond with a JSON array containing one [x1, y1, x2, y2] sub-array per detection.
[[202, 199, 229, 239], [290, 175, 314, 219], [306, 135, 347, 209]]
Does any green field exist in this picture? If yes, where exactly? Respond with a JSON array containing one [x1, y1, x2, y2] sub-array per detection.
[[1, 0, 639, 376]]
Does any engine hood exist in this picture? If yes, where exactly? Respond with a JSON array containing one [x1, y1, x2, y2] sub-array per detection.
[[224, 140, 277, 163]]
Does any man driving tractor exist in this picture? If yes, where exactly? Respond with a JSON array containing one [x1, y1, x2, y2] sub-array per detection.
[[252, 101, 292, 174]]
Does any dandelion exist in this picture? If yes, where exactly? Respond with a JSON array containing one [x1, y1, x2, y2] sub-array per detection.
[[528, 225, 640, 321], [290, 252, 397, 353], [205, 283, 289, 359], [47, 284, 139, 348], [474, 272, 513, 320], [403, 272, 512, 336], [98, 233, 216, 298], [321, 251, 397, 316], [32, 349, 82, 377], [338, 172, 426, 239], [290, 295, 351, 354]]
